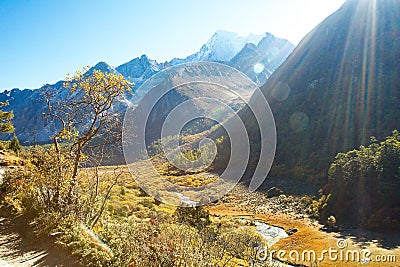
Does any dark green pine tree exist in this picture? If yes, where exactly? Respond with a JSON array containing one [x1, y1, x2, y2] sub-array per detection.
[[0, 102, 14, 133], [9, 134, 21, 155]]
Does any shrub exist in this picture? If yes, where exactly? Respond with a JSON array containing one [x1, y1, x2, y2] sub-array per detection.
[[320, 131, 400, 231], [174, 206, 211, 231], [327, 215, 337, 230]]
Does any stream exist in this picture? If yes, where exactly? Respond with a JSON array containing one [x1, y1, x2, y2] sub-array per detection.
[[236, 218, 294, 267], [173, 193, 294, 266], [174, 192, 198, 206], [254, 221, 289, 247]]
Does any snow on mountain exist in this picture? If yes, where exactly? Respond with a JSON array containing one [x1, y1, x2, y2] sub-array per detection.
[[113, 31, 290, 88], [170, 30, 264, 65]]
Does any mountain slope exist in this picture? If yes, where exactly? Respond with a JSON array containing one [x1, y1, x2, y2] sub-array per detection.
[[230, 33, 294, 85], [237, 0, 400, 182], [1, 30, 293, 144], [136, 63, 256, 147], [0, 63, 121, 143]]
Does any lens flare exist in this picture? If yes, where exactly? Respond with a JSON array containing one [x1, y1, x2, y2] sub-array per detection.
[[122, 62, 276, 206], [253, 63, 265, 74]]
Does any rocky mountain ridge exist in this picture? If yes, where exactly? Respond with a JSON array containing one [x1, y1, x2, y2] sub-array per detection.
[[0, 30, 294, 144]]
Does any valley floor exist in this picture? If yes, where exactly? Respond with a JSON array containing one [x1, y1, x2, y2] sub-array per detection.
[[1, 162, 399, 267]]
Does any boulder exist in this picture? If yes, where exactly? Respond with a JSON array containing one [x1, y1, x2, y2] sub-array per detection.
[[287, 228, 298, 235], [266, 187, 285, 198]]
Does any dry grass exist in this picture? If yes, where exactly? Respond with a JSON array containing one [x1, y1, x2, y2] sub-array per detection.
[[0, 150, 24, 167]]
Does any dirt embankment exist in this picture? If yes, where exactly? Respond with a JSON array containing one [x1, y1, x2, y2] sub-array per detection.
[[0, 215, 81, 267]]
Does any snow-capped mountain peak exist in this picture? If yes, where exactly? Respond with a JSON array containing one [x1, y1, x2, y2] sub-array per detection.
[[171, 30, 264, 65]]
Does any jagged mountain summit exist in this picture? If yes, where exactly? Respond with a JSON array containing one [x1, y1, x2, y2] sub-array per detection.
[[90, 61, 120, 75], [116, 55, 164, 88], [170, 30, 264, 64]]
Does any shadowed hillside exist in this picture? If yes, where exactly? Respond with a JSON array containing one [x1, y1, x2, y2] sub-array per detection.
[[233, 0, 400, 183]]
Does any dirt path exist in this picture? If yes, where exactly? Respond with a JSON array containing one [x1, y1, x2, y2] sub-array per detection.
[[0, 216, 81, 267]]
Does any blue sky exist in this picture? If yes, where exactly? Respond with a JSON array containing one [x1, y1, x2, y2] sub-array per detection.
[[0, 0, 346, 91]]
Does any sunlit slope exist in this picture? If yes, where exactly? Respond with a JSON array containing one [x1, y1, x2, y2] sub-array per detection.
[[234, 0, 400, 182]]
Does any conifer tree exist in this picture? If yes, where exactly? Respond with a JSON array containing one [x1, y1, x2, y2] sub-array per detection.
[[9, 133, 21, 154], [0, 102, 14, 133]]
